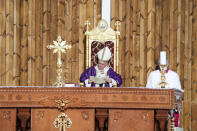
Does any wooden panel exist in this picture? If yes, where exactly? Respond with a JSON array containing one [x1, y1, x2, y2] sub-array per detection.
[[147, 0, 155, 76], [65, 0, 72, 83], [71, 0, 79, 83], [191, 0, 197, 130], [5, 0, 14, 85], [131, 0, 138, 87], [109, 109, 154, 131], [119, 0, 126, 85], [35, 0, 43, 85], [20, 0, 28, 85], [183, 0, 193, 130], [31, 109, 94, 131], [0, 0, 6, 86], [125, 0, 132, 86], [169, 0, 177, 71], [27, 0, 36, 86], [0, 0, 196, 129], [49, 0, 58, 85], [78, 1, 86, 81], [42, 0, 51, 85], [13, 0, 21, 85], [161, 0, 170, 53], [0, 87, 175, 109], [0, 109, 16, 131], [139, 0, 147, 86]]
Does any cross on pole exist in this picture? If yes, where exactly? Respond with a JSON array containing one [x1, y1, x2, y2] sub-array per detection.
[[47, 35, 71, 68], [47, 35, 71, 87]]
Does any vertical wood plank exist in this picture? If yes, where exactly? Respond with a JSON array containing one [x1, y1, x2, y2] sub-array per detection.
[[35, 0, 43, 86], [161, 0, 170, 54], [42, 0, 51, 85], [177, 0, 184, 86], [111, 0, 119, 28], [169, 0, 177, 71], [86, 0, 94, 27], [119, 0, 126, 86], [183, 0, 192, 130], [177, 0, 185, 126], [155, 0, 162, 65], [125, 0, 131, 86], [139, 0, 147, 86], [50, 0, 58, 85], [20, 0, 28, 85], [131, 0, 138, 87], [191, 0, 197, 129], [78, 1, 86, 80], [147, 0, 155, 77], [71, 0, 79, 83], [95, 0, 101, 23], [0, 0, 6, 85], [13, 0, 20, 85], [136, 0, 141, 86], [5, 0, 14, 85], [57, 0, 65, 36], [28, 0, 36, 86], [65, 0, 72, 83]]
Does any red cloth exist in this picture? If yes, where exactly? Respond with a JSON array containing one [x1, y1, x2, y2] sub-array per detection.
[[91, 41, 114, 68], [174, 112, 179, 127]]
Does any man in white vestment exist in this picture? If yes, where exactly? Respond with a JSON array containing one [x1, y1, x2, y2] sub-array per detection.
[[146, 51, 181, 89]]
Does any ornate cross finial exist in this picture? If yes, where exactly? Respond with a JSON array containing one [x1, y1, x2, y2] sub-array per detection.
[[85, 20, 90, 31], [115, 21, 121, 31], [47, 35, 72, 87], [54, 113, 72, 131]]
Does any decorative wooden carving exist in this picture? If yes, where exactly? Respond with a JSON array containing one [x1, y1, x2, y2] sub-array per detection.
[[0, 87, 182, 131], [0, 87, 175, 109]]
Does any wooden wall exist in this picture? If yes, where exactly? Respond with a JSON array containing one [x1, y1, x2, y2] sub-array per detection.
[[0, 0, 196, 130]]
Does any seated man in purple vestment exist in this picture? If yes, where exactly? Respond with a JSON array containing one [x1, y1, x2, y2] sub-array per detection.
[[80, 47, 122, 87]]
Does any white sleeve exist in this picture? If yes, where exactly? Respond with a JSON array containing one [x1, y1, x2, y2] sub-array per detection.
[[146, 72, 153, 88], [84, 79, 91, 87], [109, 78, 116, 87], [174, 73, 181, 89]]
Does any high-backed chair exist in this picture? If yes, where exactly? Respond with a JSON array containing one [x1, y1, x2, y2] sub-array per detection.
[[85, 19, 120, 73]]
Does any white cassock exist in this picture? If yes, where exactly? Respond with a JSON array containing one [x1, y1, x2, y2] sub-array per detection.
[[146, 70, 181, 89]]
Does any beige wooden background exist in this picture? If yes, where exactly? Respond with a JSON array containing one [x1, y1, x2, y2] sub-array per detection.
[[0, 0, 196, 130]]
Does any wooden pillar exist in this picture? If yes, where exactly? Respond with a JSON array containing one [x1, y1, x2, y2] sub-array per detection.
[[155, 110, 169, 131], [17, 109, 31, 131], [95, 109, 108, 131]]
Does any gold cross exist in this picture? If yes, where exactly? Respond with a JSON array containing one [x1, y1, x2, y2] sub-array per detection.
[[47, 35, 71, 68], [85, 20, 90, 31], [115, 21, 121, 31], [54, 113, 72, 131], [47, 36, 71, 87]]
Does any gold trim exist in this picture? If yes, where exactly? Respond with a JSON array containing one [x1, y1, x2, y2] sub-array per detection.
[[158, 65, 168, 88], [56, 98, 71, 111], [85, 20, 120, 72]]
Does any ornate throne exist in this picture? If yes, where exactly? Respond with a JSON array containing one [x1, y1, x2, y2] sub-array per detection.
[[85, 19, 120, 73]]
